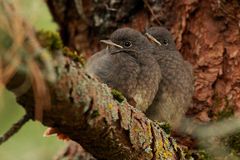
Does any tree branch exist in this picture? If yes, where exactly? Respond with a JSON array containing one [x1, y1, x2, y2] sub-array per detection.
[[0, 114, 30, 145], [6, 53, 182, 159]]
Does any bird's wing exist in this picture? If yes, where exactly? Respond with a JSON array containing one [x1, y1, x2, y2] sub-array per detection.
[[146, 50, 194, 128], [85, 48, 117, 82], [109, 53, 140, 99], [133, 50, 161, 111]]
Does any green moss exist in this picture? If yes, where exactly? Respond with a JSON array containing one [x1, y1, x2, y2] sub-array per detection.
[[90, 109, 100, 118], [63, 47, 85, 65], [36, 30, 63, 50], [227, 133, 240, 152], [111, 89, 125, 103], [184, 149, 212, 160], [158, 122, 171, 135], [217, 107, 234, 120], [219, 97, 234, 119], [211, 95, 234, 120], [36, 30, 86, 65], [221, 131, 240, 158]]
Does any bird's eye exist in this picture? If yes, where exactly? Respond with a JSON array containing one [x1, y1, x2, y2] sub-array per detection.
[[124, 41, 132, 48], [163, 39, 168, 46]]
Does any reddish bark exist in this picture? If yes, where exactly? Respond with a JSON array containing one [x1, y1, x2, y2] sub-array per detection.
[[46, 0, 240, 122]]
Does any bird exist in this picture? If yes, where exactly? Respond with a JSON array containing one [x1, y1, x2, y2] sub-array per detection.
[[85, 27, 162, 112], [145, 26, 194, 129]]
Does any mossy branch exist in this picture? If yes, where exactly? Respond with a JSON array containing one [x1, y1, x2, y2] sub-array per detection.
[[6, 48, 183, 159]]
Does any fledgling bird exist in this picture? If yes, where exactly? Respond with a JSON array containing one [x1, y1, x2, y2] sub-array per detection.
[[85, 28, 161, 112], [145, 26, 194, 129]]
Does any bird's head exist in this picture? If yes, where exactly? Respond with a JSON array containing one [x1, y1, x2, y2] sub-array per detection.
[[145, 27, 176, 51], [101, 27, 152, 55]]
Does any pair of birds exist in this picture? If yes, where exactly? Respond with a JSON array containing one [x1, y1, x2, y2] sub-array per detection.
[[85, 27, 194, 129]]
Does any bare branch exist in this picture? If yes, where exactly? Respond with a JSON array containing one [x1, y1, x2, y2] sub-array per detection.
[[0, 114, 30, 145]]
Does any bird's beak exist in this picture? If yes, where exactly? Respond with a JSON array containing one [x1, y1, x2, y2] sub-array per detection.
[[100, 40, 123, 49], [145, 33, 162, 46]]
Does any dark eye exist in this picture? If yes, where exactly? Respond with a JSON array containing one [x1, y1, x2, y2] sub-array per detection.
[[163, 39, 168, 46], [124, 41, 132, 48]]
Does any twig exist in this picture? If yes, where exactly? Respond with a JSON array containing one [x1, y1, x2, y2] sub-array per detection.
[[0, 114, 30, 145], [143, 0, 162, 25]]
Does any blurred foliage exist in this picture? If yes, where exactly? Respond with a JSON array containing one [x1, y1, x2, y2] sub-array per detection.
[[0, 29, 13, 50], [222, 131, 240, 158], [185, 149, 212, 160], [18, 0, 57, 31], [36, 31, 63, 51], [0, 90, 65, 160], [0, 0, 65, 160]]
